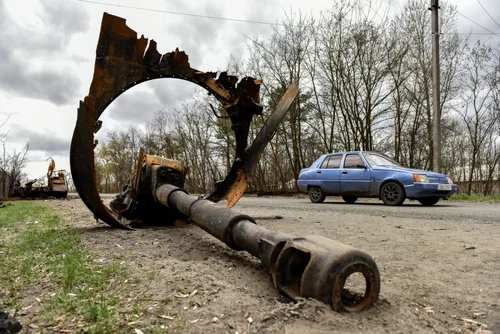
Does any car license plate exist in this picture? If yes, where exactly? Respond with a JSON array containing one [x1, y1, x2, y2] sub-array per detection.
[[438, 184, 452, 191]]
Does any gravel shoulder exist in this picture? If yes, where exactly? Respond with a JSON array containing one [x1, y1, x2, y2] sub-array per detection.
[[46, 196, 500, 333]]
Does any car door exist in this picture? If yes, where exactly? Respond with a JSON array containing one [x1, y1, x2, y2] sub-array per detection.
[[339, 153, 371, 195], [316, 154, 342, 194]]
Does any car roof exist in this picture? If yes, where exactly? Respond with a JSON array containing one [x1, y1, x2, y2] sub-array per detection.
[[329, 151, 377, 155]]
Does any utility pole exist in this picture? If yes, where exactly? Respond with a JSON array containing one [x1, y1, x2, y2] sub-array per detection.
[[430, 0, 441, 172]]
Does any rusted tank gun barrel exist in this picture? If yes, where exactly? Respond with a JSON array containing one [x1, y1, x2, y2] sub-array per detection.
[[155, 183, 380, 312], [70, 12, 381, 313]]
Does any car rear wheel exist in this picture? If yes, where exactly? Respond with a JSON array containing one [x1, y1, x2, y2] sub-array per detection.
[[381, 182, 405, 206], [308, 186, 325, 203], [418, 198, 439, 206], [342, 196, 358, 204]]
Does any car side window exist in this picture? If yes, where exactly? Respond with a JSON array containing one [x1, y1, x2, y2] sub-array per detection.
[[320, 155, 342, 169], [327, 155, 341, 168], [343, 154, 365, 168], [320, 157, 329, 169]]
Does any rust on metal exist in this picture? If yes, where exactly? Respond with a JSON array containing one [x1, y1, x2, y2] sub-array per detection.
[[70, 13, 381, 312], [207, 81, 299, 207], [71, 12, 290, 228], [109, 150, 190, 227], [11, 158, 68, 198], [156, 183, 381, 312]]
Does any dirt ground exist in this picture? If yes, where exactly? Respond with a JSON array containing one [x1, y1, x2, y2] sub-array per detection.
[[41, 195, 499, 333]]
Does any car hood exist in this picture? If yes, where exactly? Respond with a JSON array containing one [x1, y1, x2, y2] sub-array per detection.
[[372, 165, 446, 177]]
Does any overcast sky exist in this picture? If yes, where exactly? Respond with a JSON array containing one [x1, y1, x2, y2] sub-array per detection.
[[0, 0, 499, 179]]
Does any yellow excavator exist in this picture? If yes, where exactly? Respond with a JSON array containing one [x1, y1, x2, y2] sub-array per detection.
[[11, 158, 68, 198]]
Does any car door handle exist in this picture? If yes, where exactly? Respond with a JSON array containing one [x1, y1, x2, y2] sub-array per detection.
[[317, 171, 321, 174], [342, 171, 347, 174]]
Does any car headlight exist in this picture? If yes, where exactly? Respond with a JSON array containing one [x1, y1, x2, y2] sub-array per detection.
[[447, 177, 453, 184], [413, 174, 429, 183]]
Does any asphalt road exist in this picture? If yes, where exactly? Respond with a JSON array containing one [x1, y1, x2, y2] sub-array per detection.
[[94, 192, 500, 225], [231, 196, 500, 226]]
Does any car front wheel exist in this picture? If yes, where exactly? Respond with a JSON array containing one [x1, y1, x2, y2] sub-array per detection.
[[308, 186, 326, 203], [342, 196, 358, 204], [418, 198, 439, 206], [381, 182, 405, 206]]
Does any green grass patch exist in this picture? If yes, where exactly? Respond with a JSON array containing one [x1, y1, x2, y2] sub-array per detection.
[[0, 201, 125, 333], [448, 193, 500, 202]]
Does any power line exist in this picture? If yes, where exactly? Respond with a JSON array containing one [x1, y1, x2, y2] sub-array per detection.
[[476, 0, 500, 29], [455, 32, 500, 35], [440, 32, 500, 35], [77, 0, 283, 26], [457, 11, 500, 39], [78, 0, 500, 37], [441, 32, 500, 35]]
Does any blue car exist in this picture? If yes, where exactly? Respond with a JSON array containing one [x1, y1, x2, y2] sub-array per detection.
[[297, 151, 458, 206]]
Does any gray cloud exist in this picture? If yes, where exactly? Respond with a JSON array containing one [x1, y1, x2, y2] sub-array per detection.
[[0, 0, 89, 55], [150, 79, 197, 108], [39, 0, 89, 35], [29, 69, 81, 105], [106, 88, 165, 124], [160, 1, 268, 66], [0, 62, 82, 105], [166, 19, 219, 65], [9, 126, 69, 156], [242, 0, 283, 26], [0, 0, 89, 105], [28, 150, 67, 164], [102, 80, 198, 125], [166, 0, 282, 70]]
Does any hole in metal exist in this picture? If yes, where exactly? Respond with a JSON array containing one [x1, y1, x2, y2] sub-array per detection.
[[341, 272, 368, 309]]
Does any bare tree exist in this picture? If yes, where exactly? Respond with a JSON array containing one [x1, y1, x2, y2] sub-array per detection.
[[398, 1, 461, 169], [91, 2, 500, 196], [96, 126, 142, 192], [7, 144, 29, 195], [246, 10, 316, 185], [456, 41, 500, 194], [0, 116, 29, 199]]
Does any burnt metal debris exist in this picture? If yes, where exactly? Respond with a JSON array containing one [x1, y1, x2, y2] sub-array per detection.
[[11, 158, 68, 199], [0, 311, 22, 334], [70, 12, 381, 312]]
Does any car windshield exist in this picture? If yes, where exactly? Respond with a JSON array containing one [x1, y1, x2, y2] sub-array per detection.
[[362, 152, 402, 167]]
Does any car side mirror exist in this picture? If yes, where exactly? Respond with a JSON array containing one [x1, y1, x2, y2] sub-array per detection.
[[357, 164, 367, 169]]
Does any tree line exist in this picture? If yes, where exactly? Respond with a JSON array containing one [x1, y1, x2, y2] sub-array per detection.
[[0, 117, 29, 200], [95, 0, 500, 196]]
